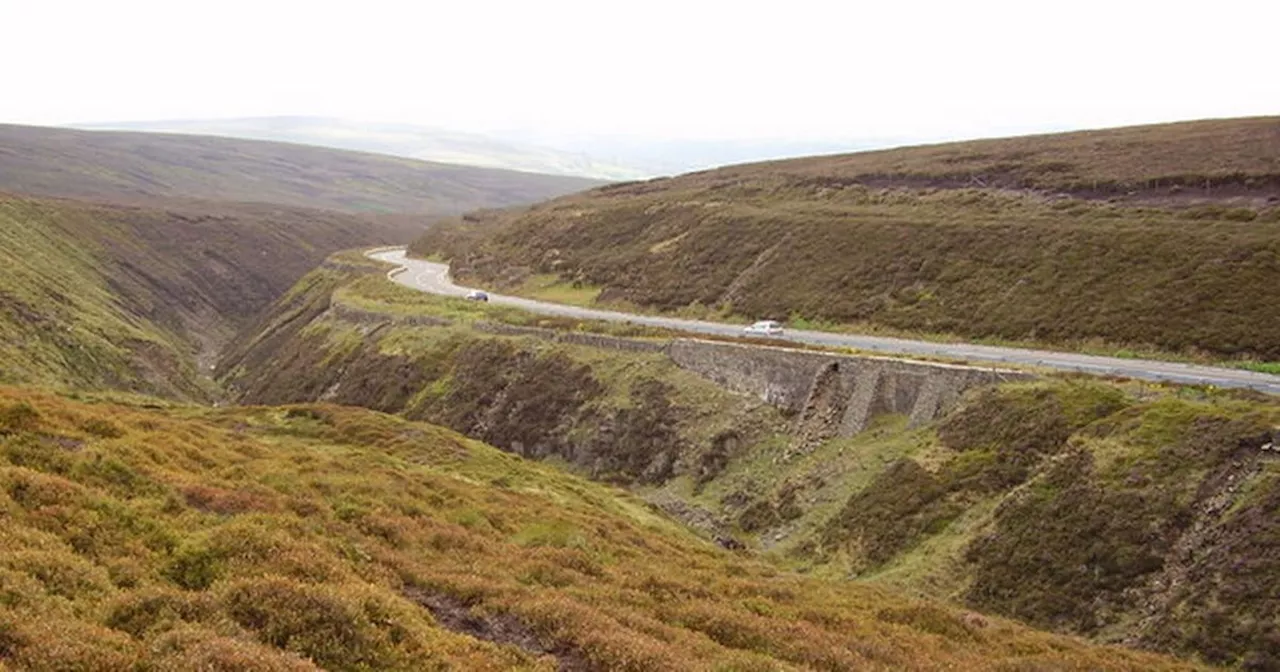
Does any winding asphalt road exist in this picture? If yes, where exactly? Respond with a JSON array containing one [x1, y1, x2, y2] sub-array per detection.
[[368, 248, 1280, 395]]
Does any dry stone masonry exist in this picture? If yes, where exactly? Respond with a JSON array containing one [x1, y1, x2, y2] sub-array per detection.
[[665, 339, 1030, 448], [343, 310, 1029, 443]]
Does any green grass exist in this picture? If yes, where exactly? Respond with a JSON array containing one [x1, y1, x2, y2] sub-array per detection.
[[1230, 361, 1280, 375], [0, 197, 185, 394], [0, 194, 424, 400], [515, 273, 603, 307], [862, 495, 1001, 600]]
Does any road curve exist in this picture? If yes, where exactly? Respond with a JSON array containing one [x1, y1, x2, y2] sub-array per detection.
[[368, 248, 1280, 395]]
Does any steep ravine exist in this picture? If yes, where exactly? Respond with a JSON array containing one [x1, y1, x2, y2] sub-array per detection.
[[220, 255, 1280, 668], [0, 195, 427, 399]]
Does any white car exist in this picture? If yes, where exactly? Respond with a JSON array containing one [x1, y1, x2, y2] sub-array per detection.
[[743, 320, 784, 337], [464, 290, 489, 302]]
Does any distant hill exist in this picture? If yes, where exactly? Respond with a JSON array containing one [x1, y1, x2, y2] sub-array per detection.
[[722, 115, 1280, 195], [77, 116, 651, 181], [0, 193, 424, 398], [75, 116, 876, 179], [412, 116, 1280, 360], [489, 127, 882, 175], [0, 124, 602, 214]]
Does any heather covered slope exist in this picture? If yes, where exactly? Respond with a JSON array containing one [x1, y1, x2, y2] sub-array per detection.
[[725, 115, 1280, 197], [0, 124, 602, 215], [0, 194, 423, 399], [219, 253, 1280, 666], [412, 117, 1280, 360], [0, 387, 1198, 670]]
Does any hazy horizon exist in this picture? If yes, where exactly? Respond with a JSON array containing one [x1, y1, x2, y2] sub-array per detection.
[[64, 112, 1080, 152], [4, 0, 1276, 148], [38, 110, 1275, 181]]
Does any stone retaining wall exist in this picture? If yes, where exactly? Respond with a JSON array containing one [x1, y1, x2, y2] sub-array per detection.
[[667, 339, 1030, 440], [331, 308, 1028, 435]]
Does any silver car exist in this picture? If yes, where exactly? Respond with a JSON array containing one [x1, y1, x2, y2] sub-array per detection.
[[743, 320, 783, 337]]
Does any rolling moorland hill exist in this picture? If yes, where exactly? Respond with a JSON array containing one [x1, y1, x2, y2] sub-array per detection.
[[411, 116, 1280, 361], [77, 117, 877, 180], [0, 193, 425, 399], [0, 121, 605, 399], [0, 114, 1274, 670], [217, 252, 1280, 668], [78, 117, 652, 181], [0, 124, 602, 215], [0, 386, 1201, 670]]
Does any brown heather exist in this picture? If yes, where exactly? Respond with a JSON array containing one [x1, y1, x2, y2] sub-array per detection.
[[412, 116, 1280, 361], [219, 255, 1280, 667], [0, 387, 1200, 670]]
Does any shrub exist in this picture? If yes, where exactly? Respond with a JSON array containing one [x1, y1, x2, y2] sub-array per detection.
[[0, 402, 40, 435], [0, 613, 30, 658], [1, 617, 141, 671], [964, 450, 1174, 634], [182, 484, 277, 515], [512, 521, 588, 549], [71, 455, 154, 496], [164, 543, 225, 591], [876, 604, 982, 642], [821, 459, 959, 567], [105, 588, 221, 638], [219, 577, 423, 670], [78, 417, 124, 439], [938, 383, 1125, 490], [150, 626, 322, 671], [1222, 207, 1259, 222], [3, 550, 113, 601], [3, 467, 87, 509]]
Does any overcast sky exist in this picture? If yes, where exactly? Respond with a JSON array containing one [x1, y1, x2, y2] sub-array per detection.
[[3, 0, 1277, 142]]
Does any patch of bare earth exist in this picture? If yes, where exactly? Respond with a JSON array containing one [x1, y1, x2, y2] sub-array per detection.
[[406, 589, 593, 671]]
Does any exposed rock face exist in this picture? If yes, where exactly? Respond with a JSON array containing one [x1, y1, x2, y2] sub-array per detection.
[[788, 363, 848, 458]]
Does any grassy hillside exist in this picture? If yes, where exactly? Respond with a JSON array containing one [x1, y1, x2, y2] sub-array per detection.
[[0, 120, 600, 398], [219, 258, 787, 489], [0, 386, 1197, 671], [0, 194, 424, 399], [411, 117, 1280, 361], [0, 124, 601, 215], [218, 253, 1280, 666]]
